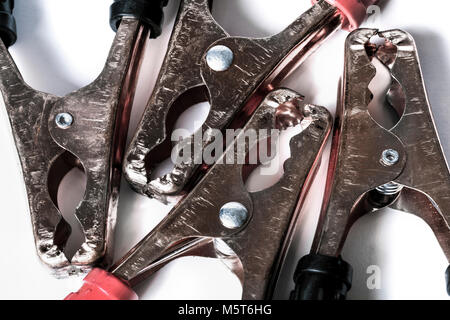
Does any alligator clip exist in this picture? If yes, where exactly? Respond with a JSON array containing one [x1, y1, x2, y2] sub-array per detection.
[[0, 0, 167, 275], [291, 29, 450, 300], [124, 0, 378, 203], [66, 88, 332, 300]]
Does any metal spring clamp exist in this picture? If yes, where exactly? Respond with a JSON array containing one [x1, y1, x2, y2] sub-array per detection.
[[66, 88, 332, 300], [124, 0, 377, 202], [291, 29, 450, 299], [0, 0, 167, 275]]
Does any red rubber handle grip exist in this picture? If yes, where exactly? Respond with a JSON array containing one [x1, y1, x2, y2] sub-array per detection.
[[65, 268, 138, 300], [313, 0, 379, 31]]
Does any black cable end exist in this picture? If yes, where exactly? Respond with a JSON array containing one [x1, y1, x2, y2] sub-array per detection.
[[290, 254, 353, 300], [109, 0, 168, 38], [0, 0, 17, 47]]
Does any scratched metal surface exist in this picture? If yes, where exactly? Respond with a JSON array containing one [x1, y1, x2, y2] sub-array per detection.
[[111, 88, 332, 299], [0, 18, 145, 275], [312, 29, 450, 263], [1, 0, 450, 300], [123, 0, 341, 202]]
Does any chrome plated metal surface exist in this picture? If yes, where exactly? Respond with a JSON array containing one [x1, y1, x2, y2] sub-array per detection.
[[0, 18, 148, 276], [312, 29, 450, 262], [124, 0, 343, 203], [111, 88, 332, 299]]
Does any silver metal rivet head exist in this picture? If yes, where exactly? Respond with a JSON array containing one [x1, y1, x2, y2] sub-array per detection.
[[55, 112, 73, 129], [206, 45, 234, 72], [219, 202, 248, 229], [381, 149, 399, 166]]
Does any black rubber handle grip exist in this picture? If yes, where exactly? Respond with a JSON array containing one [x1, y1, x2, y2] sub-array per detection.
[[290, 254, 353, 300], [110, 0, 168, 38], [0, 0, 17, 47]]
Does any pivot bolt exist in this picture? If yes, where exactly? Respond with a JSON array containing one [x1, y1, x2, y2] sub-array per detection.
[[219, 202, 248, 229], [55, 112, 73, 129], [206, 45, 234, 72]]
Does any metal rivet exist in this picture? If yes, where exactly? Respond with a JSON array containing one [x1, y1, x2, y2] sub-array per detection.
[[55, 112, 73, 129], [206, 45, 234, 72], [381, 149, 399, 166], [219, 202, 248, 229]]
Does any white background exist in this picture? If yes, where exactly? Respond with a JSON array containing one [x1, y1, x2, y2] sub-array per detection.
[[0, 0, 449, 300]]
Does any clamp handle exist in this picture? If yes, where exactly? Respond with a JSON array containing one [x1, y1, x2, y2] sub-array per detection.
[[0, 0, 16, 47], [290, 254, 353, 300], [110, 0, 168, 38], [313, 0, 379, 31], [65, 269, 138, 300]]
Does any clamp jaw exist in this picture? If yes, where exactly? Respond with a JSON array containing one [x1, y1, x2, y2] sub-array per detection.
[[0, 1, 167, 276], [293, 29, 450, 299], [67, 88, 332, 300], [123, 0, 349, 203]]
